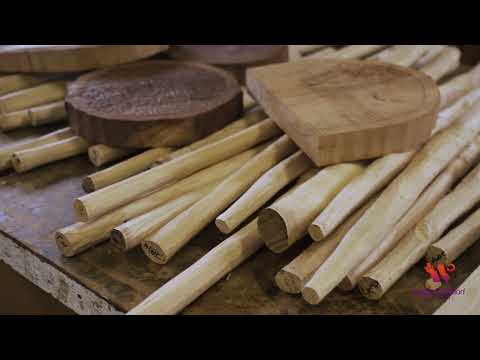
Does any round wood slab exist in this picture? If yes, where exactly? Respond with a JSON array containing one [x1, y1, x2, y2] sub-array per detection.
[[247, 58, 441, 166], [169, 45, 289, 84], [0, 45, 169, 73], [66, 60, 243, 148]]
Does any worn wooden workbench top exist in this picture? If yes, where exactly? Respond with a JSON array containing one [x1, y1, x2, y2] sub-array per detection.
[[1, 125, 480, 315]]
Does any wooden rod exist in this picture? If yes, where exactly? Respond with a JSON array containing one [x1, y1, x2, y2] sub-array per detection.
[[74, 118, 282, 222], [333, 45, 388, 60], [112, 183, 218, 252], [216, 150, 314, 234], [302, 101, 480, 305], [421, 46, 462, 82], [11, 136, 89, 173], [434, 265, 480, 315], [0, 73, 53, 96], [341, 135, 480, 291], [258, 163, 365, 254], [0, 100, 66, 132], [427, 207, 480, 266], [88, 144, 137, 167], [359, 162, 480, 301], [243, 90, 256, 112], [302, 47, 337, 60], [0, 127, 74, 172], [82, 148, 173, 193], [369, 45, 430, 67], [439, 65, 480, 109], [414, 45, 448, 69], [276, 196, 376, 295], [56, 145, 266, 257], [142, 135, 297, 265], [290, 45, 329, 59], [153, 108, 266, 165], [0, 81, 66, 114]]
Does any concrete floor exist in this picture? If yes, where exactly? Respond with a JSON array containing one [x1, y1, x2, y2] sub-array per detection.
[[0, 261, 74, 315]]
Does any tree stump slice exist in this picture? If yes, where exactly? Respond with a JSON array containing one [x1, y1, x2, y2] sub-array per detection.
[[66, 60, 243, 149], [0, 45, 169, 73], [247, 58, 441, 166], [168, 45, 289, 84]]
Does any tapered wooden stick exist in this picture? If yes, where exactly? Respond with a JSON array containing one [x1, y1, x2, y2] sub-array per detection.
[[341, 135, 480, 291], [11, 136, 88, 173], [154, 108, 266, 165], [142, 135, 298, 264], [310, 82, 480, 241], [414, 45, 448, 68], [56, 146, 266, 257], [276, 196, 376, 295], [332, 45, 388, 60], [0, 73, 53, 96], [75, 118, 282, 222], [0, 127, 74, 172], [434, 265, 480, 315], [88, 145, 136, 167], [421, 46, 462, 82], [302, 101, 480, 305], [128, 170, 315, 315], [0, 81, 66, 114], [427, 207, 480, 266], [359, 162, 480, 300], [439, 65, 480, 109], [112, 183, 218, 252], [369, 45, 429, 67], [82, 148, 173, 193], [258, 163, 365, 254], [0, 101, 66, 132], [216, 151, 314, 234]]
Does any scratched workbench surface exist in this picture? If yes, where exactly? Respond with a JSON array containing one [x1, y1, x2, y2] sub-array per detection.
[[1, 124, 480, 315]]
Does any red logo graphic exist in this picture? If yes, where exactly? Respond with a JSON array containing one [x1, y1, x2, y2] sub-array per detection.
[[425, 262, 456, 285]]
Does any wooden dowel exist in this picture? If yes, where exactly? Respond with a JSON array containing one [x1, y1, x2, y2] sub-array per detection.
[[291, 45, 329, 59], [439, 65, 480, 109], [142, 135, 297, 264], [0, 100, 66, 132], [258, 163, 365, 254], [128, 170, 314, 315], [341, 135, 480, 291], [414, 45, 448, 68], [11, 136, 88, 173], [359, 162, 480, 301], [303, 47, 337, 60], [82, 148, 173, 193], [56, 145, 266, 257], [154, 108, 267, 165], [88, 144, 137, 167], [0, 127, 74, 172], [75, 118, 282, 222], [421, 46, 462, 82], [427, 207, 480, 266], [302, 101, 480, 305], [310, 78, 480, 241], [370, 45, 429, 67], [276, 196, 376, 295], [434, 265, 480, 315], [216, 150, 314, 234], [0, 73, 53, 96], [332, 45, 388, 60], [0, 81, 66, 114], [112, 183, 218, 252]]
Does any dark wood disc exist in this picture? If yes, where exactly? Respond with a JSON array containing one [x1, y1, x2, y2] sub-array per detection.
[[66, 60, 243, 148]]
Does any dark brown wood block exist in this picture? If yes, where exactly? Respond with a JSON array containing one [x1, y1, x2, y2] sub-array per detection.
[[66, 60, 243, 149]]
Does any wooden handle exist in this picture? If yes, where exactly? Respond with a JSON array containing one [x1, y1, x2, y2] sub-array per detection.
[[0, 81, 66, 114], [74, 118, 282, 222], [83, 148, 173, 193], [0, 127, 73, 172], [421, 46, 461, 82], [216, 150, 314, 234], [11, 136, 88, 173], [87, 145, 136, 168], [112, 183, 218, 252], [0, 100, 66, 132], [258, 163, 365, 254], [0, 73, 54, 96], [57, 145, 267, 257], [142, 135, 297, 265]]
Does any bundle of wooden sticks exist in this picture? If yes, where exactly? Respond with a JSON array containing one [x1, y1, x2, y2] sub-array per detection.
[[3, 45, 480, 315]]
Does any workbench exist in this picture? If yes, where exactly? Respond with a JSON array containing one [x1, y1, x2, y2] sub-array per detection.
[[2, 124, 480, 316]]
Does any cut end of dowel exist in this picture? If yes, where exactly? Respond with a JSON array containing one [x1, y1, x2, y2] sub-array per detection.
[[215, 217, 235, 235], [275, 270, 304, 295], [358, 276, 384, 301], [426, 245, 447, 266], [55, 232, 74, 257], [302, 286, 322, 305], [111, 229, 128, 252], [308, 223, 327, 242], [10, 154, 25, 173], [258, 208, 289, 253], [82, 177, 96, 193], [73, 198, 89, 222], [142, 241, 168, 265]]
